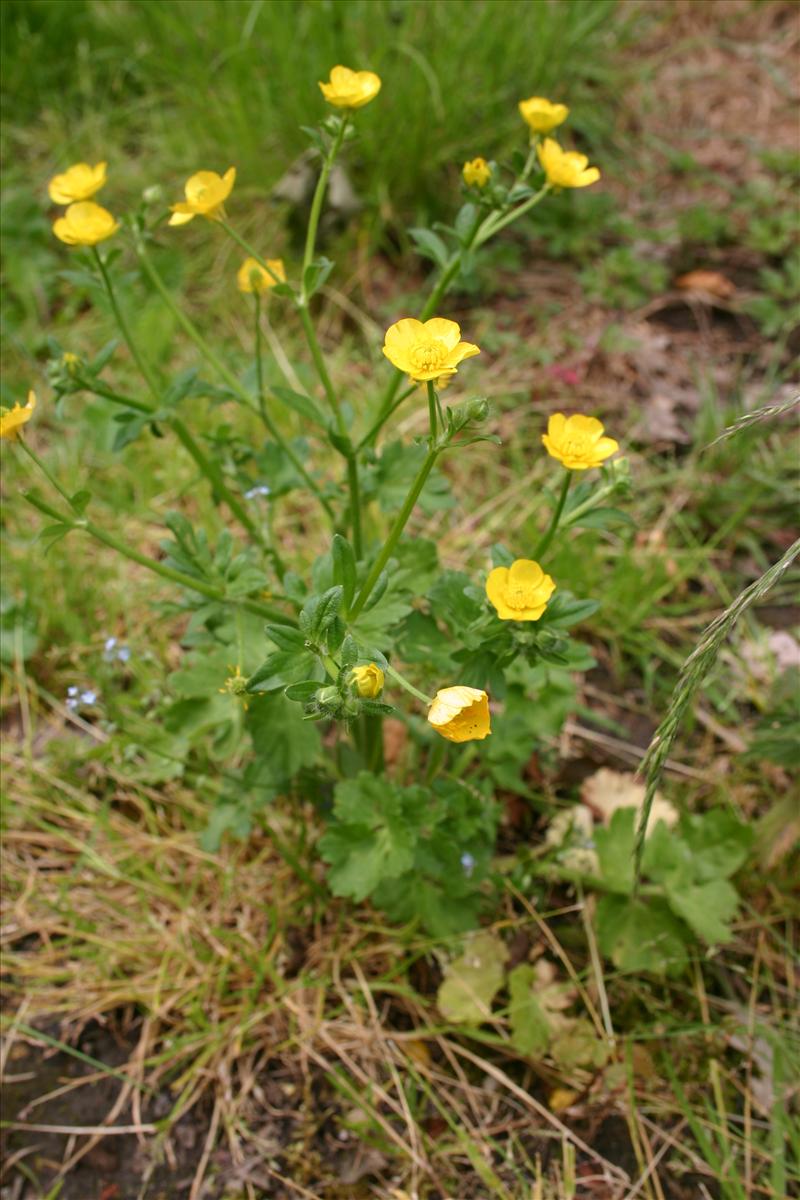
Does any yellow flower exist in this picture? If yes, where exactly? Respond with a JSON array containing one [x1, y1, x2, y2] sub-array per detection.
[[382, 317, 480, 383], [319, 65, 381, 109], [486, 558, 556, 621], [351, 663, 384, 699], [48, 161, 107, 205], [427, 686, 491, 743], [537, 138, 600, 189], [518, 97, 569, 134], [169, 168, 236, 226], [543, 413, 619, 470], [0, 390, 36, 441], [463, 157, 491, 188], [53, 201, 119, 246], [237, 256, 286, 294]]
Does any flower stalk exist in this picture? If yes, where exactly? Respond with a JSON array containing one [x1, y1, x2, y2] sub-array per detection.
[[533, 470, 572, 560]]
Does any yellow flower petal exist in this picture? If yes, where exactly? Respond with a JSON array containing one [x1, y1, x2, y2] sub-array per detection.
[[422, 318, 462, 352], [52, 201, 119, 246], [383, 317, 481, 383], [542, 412, 618, 469], [351, 663, 384, 699], [0, 390, 36, 441], [538, 138, 600, 190], [427, 686, 491, 743], [519, 97, 569, 134], [319, 65, 382, 109], [486, 559, 556, 622], [48, 161, 107, 205]]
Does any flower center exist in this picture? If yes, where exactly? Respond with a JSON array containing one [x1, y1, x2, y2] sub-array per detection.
[[410, 339, 447, 373], [561, 435, 589, 458], [506, 583, 535, 609]]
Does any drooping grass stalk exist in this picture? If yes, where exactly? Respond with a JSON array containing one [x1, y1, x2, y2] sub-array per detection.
[[532, 469, 572, 560], [348, 446, 439, 620], [21, 486, 292, 624], [356, 384, 417, 451], [135, 237, 335, 524], [91, 246, 270, 553], [633, 536, 800, 892]]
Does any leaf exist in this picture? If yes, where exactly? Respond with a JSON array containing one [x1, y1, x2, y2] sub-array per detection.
[[409, 227, 449, 268], [245, 692, 321, 781], [550, 1018, 610, 1069], [664, 878, 739, 945], [570, 506, 635, 530], [69, 489, 92, 515], [540, 592, 601, 630], [302, 256, 334, 299], [284, 680, 322, 702], [507, 964, 550, 1056], [679, 809, 753, 881], [594, 807, 636, 894], [437, 932, 509, 1024], [596, 895, 690, 976], [319, 774, 424, 901], [272, 386, 327, 428]]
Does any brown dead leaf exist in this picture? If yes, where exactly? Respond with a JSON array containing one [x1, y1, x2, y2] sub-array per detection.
[[581, 768, 678, 833], [675, 269, 736, 299]]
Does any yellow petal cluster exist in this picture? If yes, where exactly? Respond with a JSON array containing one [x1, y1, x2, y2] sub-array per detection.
[[542, 413, 619, 470], [169, 168, 236, 226], [518, 97, 569, 134], [463, 157, 491, 188], [48, 161, 107, 205], [53, 201, 119, 246], [319, 65, 381, 109], [351, 663, 385, 699], [486, 559, 556, 621], [427, 686, 491, 743], [537, 138, 600, 189], [383, 318, 480, 383], [0, 391, 36, 441], [237, 257, 286, 294]]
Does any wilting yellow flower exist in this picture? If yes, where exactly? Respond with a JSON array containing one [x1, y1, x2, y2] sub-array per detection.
[[463, 157, 491, 187], [518, 97, 569, 134], [543, 413, 619, 470], [319, 65, 381, 109], [53, 201, 119, 246], [48, 161, 107, 205], [537, 138, 600, 189], [428, 686, 491, 743], [486, 558, 556, 621], [169, 168, 236, 226], [0, 391, 36, 441], [383, 317, 480, 383], [237, 257, 286, 294], [351, 663, 384, 698]]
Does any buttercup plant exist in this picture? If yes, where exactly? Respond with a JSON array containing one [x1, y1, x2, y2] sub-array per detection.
[[11, 69, 632, 935]]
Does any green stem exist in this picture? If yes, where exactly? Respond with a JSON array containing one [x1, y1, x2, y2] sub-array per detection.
[[303, 117, 348, 283], [426, 381, 438, 443], [217, 220, 286, 288], [533, 470, 572, 561], [18, 439, 76, 510], [295, 302, 344, 431], [384, 663, 434, 706], [136, 237, 334, 524], [252, 295, 287, 580], [561, 482, 613, 529], [20, 489, 291, 624], [93, 244, 270, 551], [475, 182, 550, 246], [356, 385, 416, 451], [349, 446, 439, 620], [73, 376, 153, 414], [346, 454, 363, 558]]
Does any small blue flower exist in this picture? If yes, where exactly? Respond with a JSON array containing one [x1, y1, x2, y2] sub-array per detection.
[[103, 636, 131, 664], [245, 484, 271, 500], [66, 686, 99, 712], [460, 852, 476, 877], [80, 690, 98, 705]]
